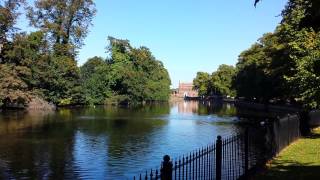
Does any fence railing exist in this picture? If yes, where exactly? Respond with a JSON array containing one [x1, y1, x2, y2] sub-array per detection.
[[309, 110, 320, 128], [133, 114, 301, 180]]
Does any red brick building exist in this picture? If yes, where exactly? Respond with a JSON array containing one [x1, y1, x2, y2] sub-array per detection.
[[172, 82, 198, 98]]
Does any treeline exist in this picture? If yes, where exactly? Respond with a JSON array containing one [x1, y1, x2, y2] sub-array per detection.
[[194, 0, 320, 109], [0, 0, 171, 108]]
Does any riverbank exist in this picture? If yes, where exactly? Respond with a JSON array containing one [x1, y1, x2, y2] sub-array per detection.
[[0, 96, 173, 111], [253, 128, 320, 180], [234, 100, 300, 113]]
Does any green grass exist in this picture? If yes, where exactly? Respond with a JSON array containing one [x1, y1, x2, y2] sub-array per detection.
[[254, 128, 320, 180]]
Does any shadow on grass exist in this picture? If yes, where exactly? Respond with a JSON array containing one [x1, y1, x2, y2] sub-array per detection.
[[254, 160, 320, 180], [252, 130, 320, 180], [306, 132, 320, 139]]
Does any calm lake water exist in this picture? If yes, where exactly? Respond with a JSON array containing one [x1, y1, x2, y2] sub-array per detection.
[[0, 101, 245, 179]]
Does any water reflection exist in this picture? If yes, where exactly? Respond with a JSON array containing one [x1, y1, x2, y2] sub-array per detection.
[[0, 101, 241, 179], [172, 100, 237, 116]]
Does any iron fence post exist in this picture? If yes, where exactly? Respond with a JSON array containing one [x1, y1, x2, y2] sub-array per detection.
[[244, 128, 249, 179], [161, 155, 173, 180], [216, 135, 222, 180], [288, 114, 290, 146]]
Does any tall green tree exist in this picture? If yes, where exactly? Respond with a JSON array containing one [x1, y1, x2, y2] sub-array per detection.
[[234, 0, 320, 108], [193, 65, 236, 97], [0, 0, 25, 62], [279, 0, 320, 108], [0, 31, 47, 106], [107, 37, 171, 103], [211, 65, 236, 97], [80, 37, 171, 105], [233, 33, 291, 102], [0, 63, 31, 107], [1, 31, 81, 106], [0, 0, 25, 43], [27, 0, 96, 55], [193, 72, 211, 96], [24, 0, 97, 105], [80, 56, 112, 105]]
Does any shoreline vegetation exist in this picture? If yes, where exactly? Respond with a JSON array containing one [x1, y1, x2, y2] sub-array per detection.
[[0, 1, 171, 110], [1, 0, 319, 113], [192, 0, 320, 112]]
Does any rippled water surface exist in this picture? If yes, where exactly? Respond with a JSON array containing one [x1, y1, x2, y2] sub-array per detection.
[[0, 101, 244, 179]]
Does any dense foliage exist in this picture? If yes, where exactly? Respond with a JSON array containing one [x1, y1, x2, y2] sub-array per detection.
[[193, 65, 236, 97], [194, 0, 320, 109], [234, 0, 320, 109], [0, 0, 94, 107], [0, 0, 171, 108], [81, 37, 171, 105], [193, 72, 211, 96]]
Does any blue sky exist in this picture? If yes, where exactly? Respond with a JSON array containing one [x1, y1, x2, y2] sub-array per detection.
[[20, 0, 288, 88]]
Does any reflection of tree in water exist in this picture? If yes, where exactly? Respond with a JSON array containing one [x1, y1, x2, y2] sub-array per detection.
[[76, 103, 170, 118], [1, 103, 243, 179], [175, 100, 199, 114], [72, 105, 169, 158], [205, 102, 237, 116], [0, 110, 79, 179], [67, 105, 170, 178], [0, 110, 53, 135], [172, 100, 237, 117], [0, 106, 168, 179]]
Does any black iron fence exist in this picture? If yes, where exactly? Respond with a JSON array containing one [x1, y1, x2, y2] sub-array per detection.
[[309, 110, 320, 128], [273, 114, 301, 154], [133, 114, 301, 180]]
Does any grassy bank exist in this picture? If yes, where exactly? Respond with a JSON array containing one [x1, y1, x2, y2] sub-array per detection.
[[254, 128, 320, 180]]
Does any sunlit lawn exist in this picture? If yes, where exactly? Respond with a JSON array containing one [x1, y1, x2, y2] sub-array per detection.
[[254, 128, 320, 180]]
